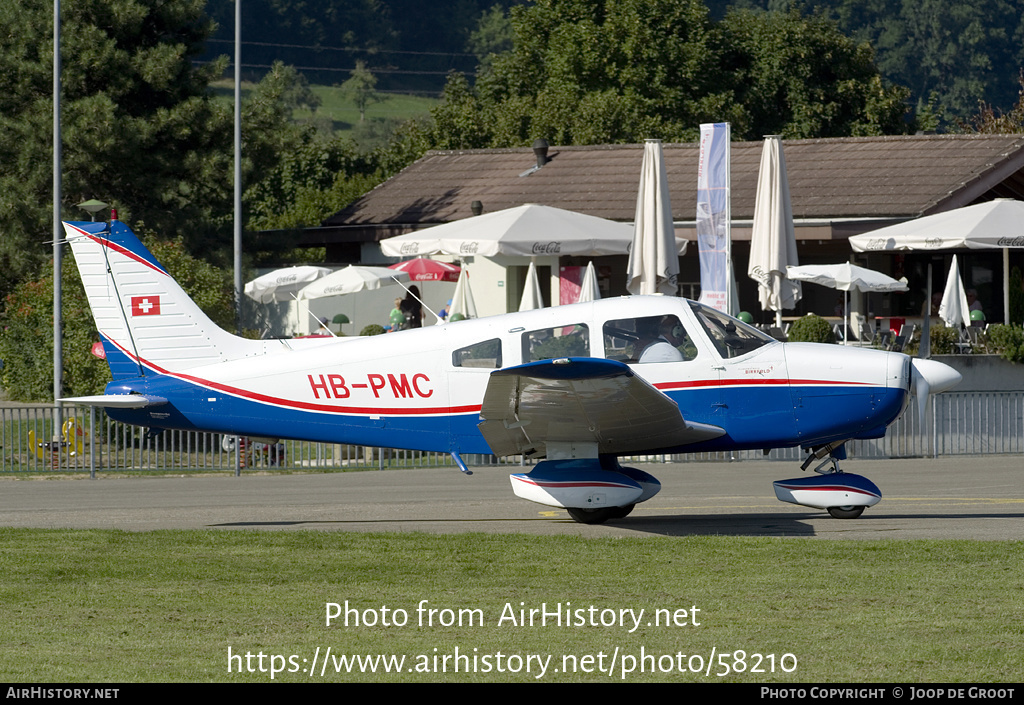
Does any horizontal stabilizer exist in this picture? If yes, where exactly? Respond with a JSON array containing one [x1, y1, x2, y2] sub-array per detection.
[[59, 394, 168, 408], [478, 357, 724, 458]]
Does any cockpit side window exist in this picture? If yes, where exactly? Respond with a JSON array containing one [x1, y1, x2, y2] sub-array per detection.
[[603, 315, 697, 363], [452, 338, 502, 368], [522, 324, 589, 362], [689, 302, 775, 359]]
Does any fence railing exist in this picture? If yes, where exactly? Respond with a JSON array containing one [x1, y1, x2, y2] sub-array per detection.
[[2, 391, 1022, 474]]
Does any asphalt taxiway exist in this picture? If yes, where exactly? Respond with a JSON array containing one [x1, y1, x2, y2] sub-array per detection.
[[1, 456, 1021, 539]]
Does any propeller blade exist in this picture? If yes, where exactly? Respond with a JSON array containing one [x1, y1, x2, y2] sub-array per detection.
[[910, 359, 962, 420]]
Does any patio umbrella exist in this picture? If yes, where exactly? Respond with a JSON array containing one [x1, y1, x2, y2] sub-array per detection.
[[387, 257, 461, 282], [244, 266, 331, 304], [627, 139, 679, 295], [786, 263, 908, 343], [748, 136, 801, 326], [296, 265, 410, 300], [939, 255, 971, 329], [379, 203, 658, 258], [519, 261, 545, 311], [849, 199, 1024, 324], [448, 268, 478, 320], [576, 261, 601, 303]]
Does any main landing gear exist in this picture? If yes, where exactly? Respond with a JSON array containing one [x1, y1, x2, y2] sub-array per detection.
[[772, 442, 882, 519], [509, 457, 659, 525], [565, 503, 636, 524]]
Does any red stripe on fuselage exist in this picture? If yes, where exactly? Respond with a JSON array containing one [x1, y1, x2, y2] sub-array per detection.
[[101, 334, 481, 417]]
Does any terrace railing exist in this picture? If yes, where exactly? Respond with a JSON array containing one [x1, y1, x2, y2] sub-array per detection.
[[2, 391, 1022, 474]]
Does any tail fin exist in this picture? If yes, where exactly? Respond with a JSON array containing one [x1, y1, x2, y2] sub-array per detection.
[[64, 220, 262, 379]]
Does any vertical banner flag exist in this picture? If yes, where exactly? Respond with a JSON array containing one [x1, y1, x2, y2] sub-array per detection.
[[697, 123, 730, 313]]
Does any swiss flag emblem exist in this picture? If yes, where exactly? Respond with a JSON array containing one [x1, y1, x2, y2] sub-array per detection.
[[131, 296, 161, 316]]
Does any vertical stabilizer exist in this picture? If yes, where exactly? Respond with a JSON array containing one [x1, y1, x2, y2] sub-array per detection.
[[64, 220, 261, 378]]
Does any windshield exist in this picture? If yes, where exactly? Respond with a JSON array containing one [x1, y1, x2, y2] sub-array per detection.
[[688, 301, 776, 359]]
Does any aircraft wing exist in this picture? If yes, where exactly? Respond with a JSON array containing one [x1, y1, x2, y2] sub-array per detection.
[[59, 395, 169, 408], [477, 358, 724, 458]]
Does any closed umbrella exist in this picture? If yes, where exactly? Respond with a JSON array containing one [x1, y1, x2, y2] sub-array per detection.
[[449, 269, 478, 320], [576, 262, 601, 303], [939, 255, 971, 329], [627, 139, 680, 295], [519, 261, 545, 311], [749, 136, 801, 325]]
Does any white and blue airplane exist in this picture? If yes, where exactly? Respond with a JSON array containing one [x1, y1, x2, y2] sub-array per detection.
[[61, 218, 962, 524]]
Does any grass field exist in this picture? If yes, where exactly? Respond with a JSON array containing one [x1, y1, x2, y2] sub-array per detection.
[[1, 529, 1020, 682], [209, 79, 438, 144]]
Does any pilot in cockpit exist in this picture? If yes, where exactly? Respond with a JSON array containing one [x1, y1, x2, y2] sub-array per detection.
[[638, 316, 687, 363]]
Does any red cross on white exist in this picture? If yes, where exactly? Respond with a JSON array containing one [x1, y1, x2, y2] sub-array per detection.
[[130, 295, 161, 316]]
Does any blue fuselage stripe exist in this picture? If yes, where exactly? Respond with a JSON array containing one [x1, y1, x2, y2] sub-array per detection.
[[105, 375, 907, 455]]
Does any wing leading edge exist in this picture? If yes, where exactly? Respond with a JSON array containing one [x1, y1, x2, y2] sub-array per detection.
[[477, 357, 724, 458]]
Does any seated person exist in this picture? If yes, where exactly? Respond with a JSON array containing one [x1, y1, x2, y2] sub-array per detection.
[[638, 316, 687, 363]]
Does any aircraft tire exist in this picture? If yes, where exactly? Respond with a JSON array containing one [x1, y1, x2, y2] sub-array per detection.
[[827, 505, 865, 519], [566, 504, 634, 524], [607, 503, 636, 519]]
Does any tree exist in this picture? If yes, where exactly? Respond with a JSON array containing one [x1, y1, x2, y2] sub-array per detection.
[[710, 0, 1024, 128], [426, 0, 909, 147], [0, 0, 234, 300], [958, 72, 1024, 134], [717, 8, 910, 138], [0, 234, 233, 401], [340, 60, 384, 123], [467, 4, 515, 70]]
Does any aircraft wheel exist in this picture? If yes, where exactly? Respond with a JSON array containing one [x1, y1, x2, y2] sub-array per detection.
[[827, 505, 865, 519], [566, 505, 634, 524], [608, 503, 636, 519], [566, 507, 615, 524]]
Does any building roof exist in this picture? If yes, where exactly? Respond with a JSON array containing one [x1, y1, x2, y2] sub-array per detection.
[[316, 134, 1024, 245]]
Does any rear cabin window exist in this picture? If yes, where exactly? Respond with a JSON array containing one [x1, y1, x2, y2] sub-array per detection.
[[603, 315, 697, 363], [522, 324, 589, 362], [452, 338, 502, 368]]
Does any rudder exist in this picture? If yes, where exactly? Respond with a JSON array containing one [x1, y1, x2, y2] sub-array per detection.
[[64, 219, 261, 379]]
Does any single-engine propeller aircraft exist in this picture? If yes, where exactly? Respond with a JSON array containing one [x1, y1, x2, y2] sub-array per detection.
[[62, 219, 962, 523]]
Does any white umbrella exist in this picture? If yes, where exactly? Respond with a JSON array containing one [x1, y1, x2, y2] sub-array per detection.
[[448, 268, 478, 320], [786, 263, 908, 343], [244, 266, 331, 304], [627, 139, 679, 295], [296, 265, 410, 300], [576, 261, 601, 303], [939, 255, 971, 329], [850, 199, 1024, 252], [748, 136, 801, 325], [519, 261, 545, 311], [785, 263, 909, 293], [379, 203, 666, 258], [849, 199, 1024, 323]]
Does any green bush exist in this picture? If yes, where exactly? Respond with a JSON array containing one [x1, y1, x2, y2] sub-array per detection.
[[359, 324, 386, 336], [928, 325, 962, 355], [787, 314, 836, 344], [986, 324, 1024, 363]]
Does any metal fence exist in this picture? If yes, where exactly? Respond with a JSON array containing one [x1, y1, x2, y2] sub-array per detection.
[[2, 391, 1022, 474]]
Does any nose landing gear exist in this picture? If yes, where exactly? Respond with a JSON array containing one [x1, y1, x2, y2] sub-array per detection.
[[773, 442, 881, 519]]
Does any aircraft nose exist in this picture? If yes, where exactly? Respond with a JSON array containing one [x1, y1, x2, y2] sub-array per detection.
[[910, 358, 962, 396]]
